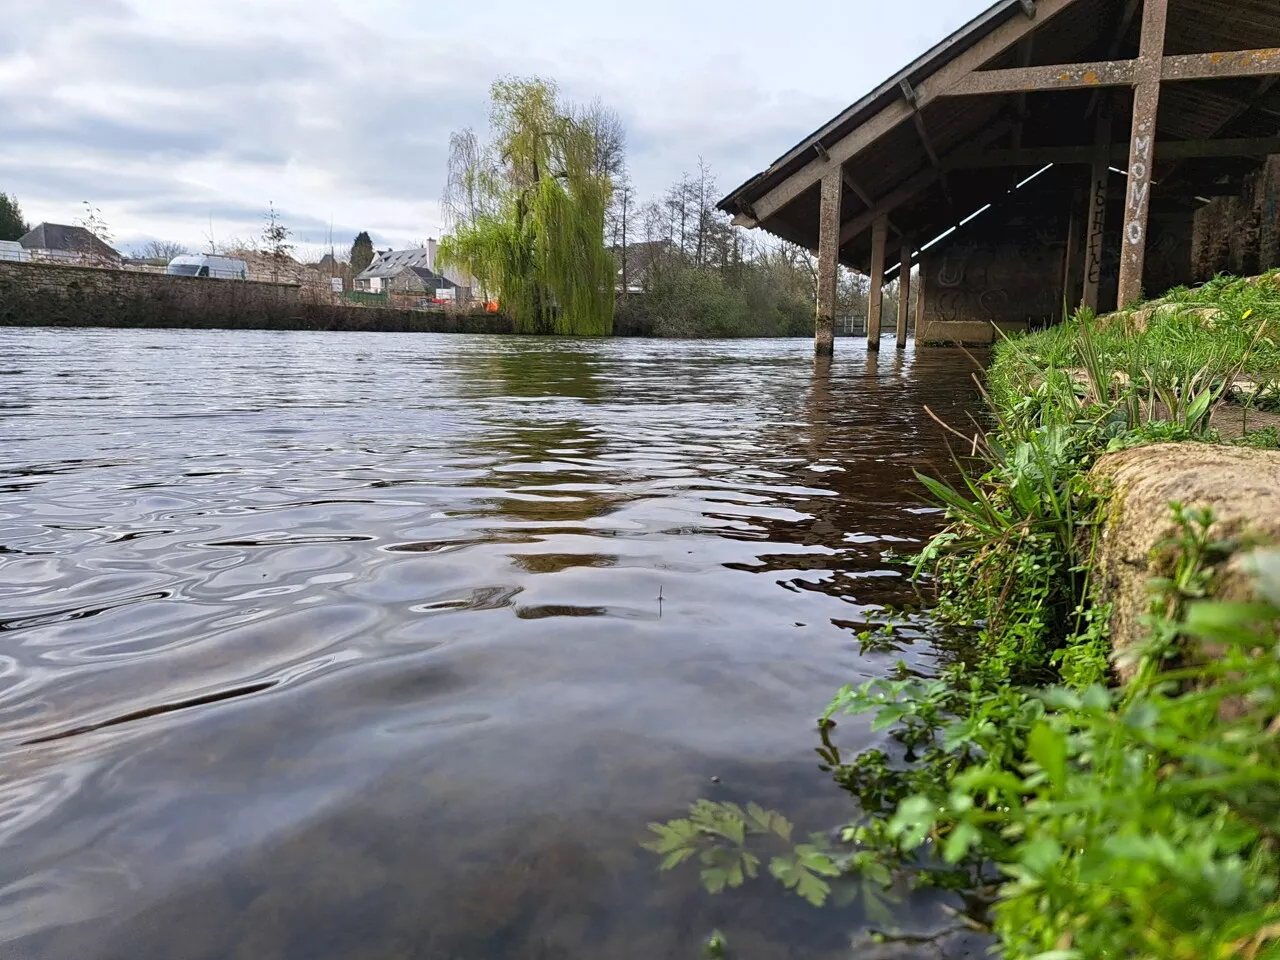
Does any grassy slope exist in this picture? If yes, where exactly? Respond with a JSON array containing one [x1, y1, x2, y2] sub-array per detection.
[[828, 274, 1280, 957]]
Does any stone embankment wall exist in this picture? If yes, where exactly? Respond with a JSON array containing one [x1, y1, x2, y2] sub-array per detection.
[[1092, 443, 1280, 680], [0, 261, 512, 334]]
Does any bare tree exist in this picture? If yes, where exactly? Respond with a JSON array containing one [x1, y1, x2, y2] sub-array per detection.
[[261, 202, 293, 283], [578, 99, 626, 180], [607, 166, 635, 293], [139, 239, 189, 261], [442, 128, 492, 230], [74, 201, 115, 263]]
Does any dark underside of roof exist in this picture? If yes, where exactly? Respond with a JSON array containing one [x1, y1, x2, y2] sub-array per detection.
[[720, 0, 1280, 271]]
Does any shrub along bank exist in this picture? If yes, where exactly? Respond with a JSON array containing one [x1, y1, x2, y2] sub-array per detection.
[[648, 274, 1280, 958]]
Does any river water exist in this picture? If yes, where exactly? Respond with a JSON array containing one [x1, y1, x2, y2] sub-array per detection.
[[0, 329, 983, 959]]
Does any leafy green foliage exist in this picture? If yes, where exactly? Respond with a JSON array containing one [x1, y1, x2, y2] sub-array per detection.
[[643, 800, 842, 907], [0, 191, 27, 242], [439, 77, 619, 335]]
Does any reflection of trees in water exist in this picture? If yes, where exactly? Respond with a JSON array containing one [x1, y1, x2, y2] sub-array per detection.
[[451, 343, 605, 402], [733, 352, 979, 617]]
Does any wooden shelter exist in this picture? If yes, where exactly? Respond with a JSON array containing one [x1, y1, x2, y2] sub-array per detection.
[[719, 0, 1280, 352]]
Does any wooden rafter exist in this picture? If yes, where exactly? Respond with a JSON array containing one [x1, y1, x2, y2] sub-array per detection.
[[837, 134, 1280, 246], [944, 47, 1280, 98]]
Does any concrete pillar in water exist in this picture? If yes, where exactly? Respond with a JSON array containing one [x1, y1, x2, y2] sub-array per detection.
[[866, 216, 888, 351], [1117, 0, 1168, 308], [896, 243, 912, 348], [815, 168, 843, 357], [914, 257, 927, 347]]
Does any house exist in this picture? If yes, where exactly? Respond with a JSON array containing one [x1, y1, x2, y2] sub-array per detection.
[[355, 243, 475, 301], [354, 247, 432, 292], [19, 223, 120, 264]]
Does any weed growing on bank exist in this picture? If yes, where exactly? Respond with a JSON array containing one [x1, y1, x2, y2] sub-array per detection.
[[646, 276, 1280, 958]]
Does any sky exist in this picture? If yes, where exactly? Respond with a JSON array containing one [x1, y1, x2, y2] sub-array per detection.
[[0, 0, 992, 259]]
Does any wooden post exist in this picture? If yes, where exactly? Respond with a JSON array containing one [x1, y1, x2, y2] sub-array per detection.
[[1062, 186, 1083, 314], [914, 258, 927, 346], [896, 244, 912, 348], [1082, 100, 1112, 314], [1117, 0, 1168, 308], [867, 216, 888, 351], [815, 169, 842, 356]]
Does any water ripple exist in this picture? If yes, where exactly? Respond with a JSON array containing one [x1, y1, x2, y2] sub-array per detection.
[[0, 329, 982, 959]]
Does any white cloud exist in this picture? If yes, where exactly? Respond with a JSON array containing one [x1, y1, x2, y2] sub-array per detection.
[[0, 0, 991, 256]]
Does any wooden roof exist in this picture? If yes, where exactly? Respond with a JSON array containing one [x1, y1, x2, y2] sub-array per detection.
[[719, 0, 1280, 271]]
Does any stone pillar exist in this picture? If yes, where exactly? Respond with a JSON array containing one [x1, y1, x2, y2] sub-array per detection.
[[896, 244, 912, 348], [866, 216, 888, 351], [1083, 100, 1112, 315], [815, 169, 843, 357], [1117, 0, 1168, 308], [914, 257, 927, 346]]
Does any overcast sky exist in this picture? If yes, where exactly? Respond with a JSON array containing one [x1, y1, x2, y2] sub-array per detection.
[[0, 0, 991, 258]]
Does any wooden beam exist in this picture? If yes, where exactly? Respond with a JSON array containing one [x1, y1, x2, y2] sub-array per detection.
[[947, 135, 1280, 168], [842, 170, 904, 237], [946, 58, 1137, 96], [867, 218, 888, 350], [835, 131, 1280, 249], [1163, 48, 1280, 82], [1117, 0, 1168, 308], [943, 47, 1280, 99], [840, 167, 939, 245], [748, 0, 1081, 223], [896, 244, 912, 348], [815, 169, 842, 357]]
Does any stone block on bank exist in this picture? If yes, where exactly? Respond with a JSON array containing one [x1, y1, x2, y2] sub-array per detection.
[[1091, 443, 1280, 681]]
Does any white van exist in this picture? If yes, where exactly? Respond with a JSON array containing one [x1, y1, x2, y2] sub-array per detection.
[[0, 240, 29, 263], [166, 254, 248, 280]]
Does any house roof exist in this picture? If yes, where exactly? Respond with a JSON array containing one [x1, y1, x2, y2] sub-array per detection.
[[19, 223, 120, 260], [719, 0, 1280, 270], [404, 265, 458, 288], [356, 248, 432, 280]]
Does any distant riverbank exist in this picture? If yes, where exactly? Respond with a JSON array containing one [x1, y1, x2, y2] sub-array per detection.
[[0, 259, 841, 339]]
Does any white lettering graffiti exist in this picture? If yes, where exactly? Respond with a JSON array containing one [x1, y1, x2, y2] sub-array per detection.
[[1129, 179, 1150, 216], [1127, 220, 1144, 245]]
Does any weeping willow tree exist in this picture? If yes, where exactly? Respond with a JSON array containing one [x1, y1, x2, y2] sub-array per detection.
[[439, 78, 624, 335]]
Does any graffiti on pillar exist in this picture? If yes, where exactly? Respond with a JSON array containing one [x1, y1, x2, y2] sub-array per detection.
[[1086, 174, 1108, 285], [1125, 126, 1154, 248], [937, 246, 970, 289]]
